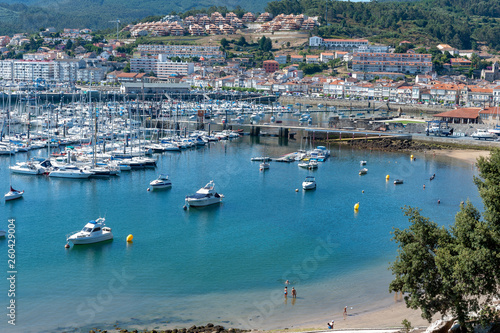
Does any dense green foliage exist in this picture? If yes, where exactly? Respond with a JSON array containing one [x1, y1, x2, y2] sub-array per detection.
[[265, 0, 500, 50], [0, 0, 500, 53], [390, 149, 500, 331]]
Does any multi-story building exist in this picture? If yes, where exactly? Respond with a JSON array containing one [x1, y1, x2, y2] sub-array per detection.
[[13, 60, 54, 82], [351, 52, 433, 74], [76, 66, 106, 83], [0, 60, 14, 81], [274, 54, 287, 65], [130, 56, 158, 73], [156, 55, 194, 78], [309, 37, 369, 51], [263, 60, 279, 73], [53, 59, 85, 83], [136, 44, 224, 59]]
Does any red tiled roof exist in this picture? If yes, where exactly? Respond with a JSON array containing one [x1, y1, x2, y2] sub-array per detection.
[[479, 107, 500, 115], [433, 108, 480, 119], [117, 73, 137, 78]]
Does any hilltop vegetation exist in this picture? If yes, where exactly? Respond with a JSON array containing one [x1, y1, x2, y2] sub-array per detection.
[[265, 0, 500, 51], [1, 0, 500, 55]]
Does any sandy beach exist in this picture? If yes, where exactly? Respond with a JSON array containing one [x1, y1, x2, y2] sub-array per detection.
[[281, 296, 437, 333], [428, 149, 491, 164]]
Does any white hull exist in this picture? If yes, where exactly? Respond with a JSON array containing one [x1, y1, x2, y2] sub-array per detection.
[[150, 183, 172, 189], [69, 233, 113, 245], [5, 191, 24, 201], [49, 171, 91, 178], [9, 166, 44, 175], [186, 197, 221, 207], [302, 182, 316, 190]]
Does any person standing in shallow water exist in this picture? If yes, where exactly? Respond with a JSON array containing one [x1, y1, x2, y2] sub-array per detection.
[[291, 287, 296, 298], [284, 286, 288, 297], [343, 306, 347, 319]]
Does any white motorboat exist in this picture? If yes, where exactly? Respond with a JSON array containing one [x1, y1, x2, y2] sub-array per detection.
[[488, 125, 500, 136], [5, 186, 24, 201], [302, 176, 317, 190], [360, 160, 367, 166], [298, 160, 318, 169], [359, 168, 368, 175], [251, 156, 270, 162], [9, 160, 47, 175], [394, 179, 404, 185], [260, 162, 270, 170], [49, 165, 92, 179], [185, 181, 223, 207], [472, 129, 496, 140], [150, 174, 172, 189], [67, 217, 113, 245]]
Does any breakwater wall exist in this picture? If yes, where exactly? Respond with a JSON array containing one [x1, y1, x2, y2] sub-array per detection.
[[278, 96, 454, 116]]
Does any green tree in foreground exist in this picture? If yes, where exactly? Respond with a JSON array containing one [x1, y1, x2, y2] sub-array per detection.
[[390, 149, 500, 331]]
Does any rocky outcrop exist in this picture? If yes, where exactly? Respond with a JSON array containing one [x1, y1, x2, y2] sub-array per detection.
[[110, 324, 249, 333], [344, 138, 448, 152]]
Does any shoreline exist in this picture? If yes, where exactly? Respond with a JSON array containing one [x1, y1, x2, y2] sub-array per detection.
[[426, 149, 490, 164], [286, 298, 436, 332]]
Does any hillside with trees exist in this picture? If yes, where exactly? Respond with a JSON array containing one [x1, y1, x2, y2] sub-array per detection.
[[265, 0, 500, 51], [390, 149, 500, 330], [1, 0, 500, 54]]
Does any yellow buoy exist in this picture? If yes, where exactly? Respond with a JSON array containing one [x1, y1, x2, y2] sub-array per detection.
[[362, 190, 365, 193], [411, 155, 414, 160], [354, 202, 359, 211], [126, 234, 134, 242], [295, 189, 299, 192], [386, 175, 390, 181]]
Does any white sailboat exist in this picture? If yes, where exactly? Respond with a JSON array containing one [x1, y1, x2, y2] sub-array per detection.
[[4, 98, 24, 201]]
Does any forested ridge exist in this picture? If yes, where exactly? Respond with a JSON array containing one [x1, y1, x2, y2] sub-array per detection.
[[265, 0, 500, 50], [0, 0, 500, 52]]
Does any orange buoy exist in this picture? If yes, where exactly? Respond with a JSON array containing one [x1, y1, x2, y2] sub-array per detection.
[[65, 243, 70, 248]]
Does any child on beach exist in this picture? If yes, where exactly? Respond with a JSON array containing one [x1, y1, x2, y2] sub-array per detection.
[[327, 320, 334, 329]]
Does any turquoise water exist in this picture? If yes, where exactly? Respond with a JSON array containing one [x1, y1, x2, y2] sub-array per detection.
[[0, 137, 481, 332]]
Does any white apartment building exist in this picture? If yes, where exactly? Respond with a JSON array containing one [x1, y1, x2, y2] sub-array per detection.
[[13, 60, 54, 82], [137, 44, 224, 58], [130, 56, 158, 73], [352, 52, 433, 74], [156, 61, 194, 79], [77, 67, 106, 83], [53, 59, 85, 83], [309, 36, 368, 50], [0, 60, 14, 81]]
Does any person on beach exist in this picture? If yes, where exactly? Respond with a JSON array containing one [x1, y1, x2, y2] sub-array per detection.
[[291, 287, 296, 298], [284, 286, 288, 297], [327, 320, 334, 329], [343, 306, 347, 319]]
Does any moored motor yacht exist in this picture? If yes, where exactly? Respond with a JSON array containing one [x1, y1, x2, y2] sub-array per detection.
[[67, 217, 113, 245], [150, 174, 172, 189], [472, 129, 496, 140], [185, 181, 223, 207], [49, 165, 92, 179], [299, 160, 318, 169], [302, 176, 316, 190], [359, 168, 368, 175], [9, 159, 49, 175]]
